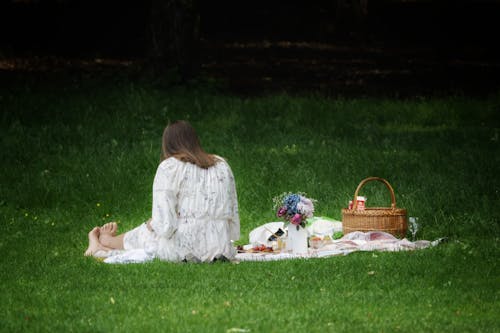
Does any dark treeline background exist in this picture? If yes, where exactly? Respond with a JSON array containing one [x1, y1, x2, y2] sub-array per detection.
[[2, 0, 499, 55], [1, 0, 499, 95]]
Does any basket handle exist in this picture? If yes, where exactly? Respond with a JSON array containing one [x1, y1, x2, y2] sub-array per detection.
[[352, 177, 397, 210]]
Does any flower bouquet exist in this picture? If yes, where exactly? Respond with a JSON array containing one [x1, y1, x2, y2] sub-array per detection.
[[273, 192, 315, 231]]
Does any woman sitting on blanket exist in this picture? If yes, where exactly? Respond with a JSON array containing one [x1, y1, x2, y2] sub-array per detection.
[[84, 120, 240, 262]]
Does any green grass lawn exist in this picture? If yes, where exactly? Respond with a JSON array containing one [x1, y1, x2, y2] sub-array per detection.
[[1, 79, 499, 332]]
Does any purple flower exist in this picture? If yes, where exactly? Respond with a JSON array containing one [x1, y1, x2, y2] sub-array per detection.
[[277, 207, 287, 217], [290, 213, 302, 225]]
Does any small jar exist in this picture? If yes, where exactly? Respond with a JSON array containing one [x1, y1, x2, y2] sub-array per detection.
[[356, 196, 366, 210]]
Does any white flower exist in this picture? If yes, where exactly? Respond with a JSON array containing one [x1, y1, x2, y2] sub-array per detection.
[[297, 196, 314, 218]]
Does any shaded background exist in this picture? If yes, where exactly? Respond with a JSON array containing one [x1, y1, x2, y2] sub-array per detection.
[[1, 0, 500, 96]]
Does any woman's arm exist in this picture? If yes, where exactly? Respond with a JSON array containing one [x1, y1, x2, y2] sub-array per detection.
[[227, 164, 240, 241], [149, 160, 180, 238]]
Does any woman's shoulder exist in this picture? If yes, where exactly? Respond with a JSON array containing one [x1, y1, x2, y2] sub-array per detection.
[[159, 155, 230, 173], [212, 156, 236, 177], [212, 154, 226, 163], [158, 156, 184, 171], [213, 155, 232, 169]]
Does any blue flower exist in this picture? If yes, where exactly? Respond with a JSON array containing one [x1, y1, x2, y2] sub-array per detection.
[[284, 194, 300, 215]]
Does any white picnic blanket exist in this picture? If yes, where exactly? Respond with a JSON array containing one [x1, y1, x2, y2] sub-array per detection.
[[236, 230, 444, 262], [95, 219, 443, 263]]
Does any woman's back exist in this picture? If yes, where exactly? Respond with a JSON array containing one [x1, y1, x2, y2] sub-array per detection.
[[151, 157, 240, 262]]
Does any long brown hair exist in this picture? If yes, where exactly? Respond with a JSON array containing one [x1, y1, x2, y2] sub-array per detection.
[[161, 120, 217, 169]]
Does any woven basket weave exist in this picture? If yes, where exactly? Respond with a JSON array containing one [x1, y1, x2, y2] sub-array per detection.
[[342, 177, 408, 238]]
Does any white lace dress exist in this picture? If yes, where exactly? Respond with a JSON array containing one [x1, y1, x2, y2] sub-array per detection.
[[123, 156, 240, 262]]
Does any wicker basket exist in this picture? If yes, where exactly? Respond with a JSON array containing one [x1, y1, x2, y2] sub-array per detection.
[[342, 177, 408, 238]]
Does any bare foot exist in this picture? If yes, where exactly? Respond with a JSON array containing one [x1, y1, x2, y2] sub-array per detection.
[[84, 227, 111, 256], [101, 222, 118, 236], [99, 222, 117, 248]]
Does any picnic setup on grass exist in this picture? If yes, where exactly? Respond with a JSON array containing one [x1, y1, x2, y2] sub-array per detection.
[[97, 177, 443, 264], [234, 176, 442, 262]]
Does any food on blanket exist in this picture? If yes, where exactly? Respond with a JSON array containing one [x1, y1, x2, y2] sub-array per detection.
[[250, 244, 274, 252], [254, 245, 266, 251], [323, 235, 334, 244], [333, 232, 343, 240], [259, 245, 273, 252], [277, 237, 287, 250], [309, 236, 324, 249], [237, 244, 277, 253]]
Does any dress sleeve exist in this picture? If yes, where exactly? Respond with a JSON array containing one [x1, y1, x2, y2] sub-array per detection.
[[150, 159, 180, 239], [227, 163, 240, 241]]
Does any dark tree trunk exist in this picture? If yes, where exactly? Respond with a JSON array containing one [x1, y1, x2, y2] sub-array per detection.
[[149, 0, 200, 80]]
